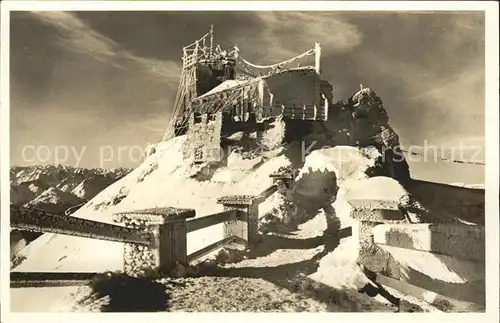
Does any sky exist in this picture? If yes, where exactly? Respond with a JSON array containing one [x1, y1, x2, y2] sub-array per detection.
[[9, 11, 485, 183]]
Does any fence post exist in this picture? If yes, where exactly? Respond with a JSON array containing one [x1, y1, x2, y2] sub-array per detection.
[[349, 199, 405, 278], [217, 195, 260, 246], [113, 207, 195, 277], [270, 167, 295, 191]]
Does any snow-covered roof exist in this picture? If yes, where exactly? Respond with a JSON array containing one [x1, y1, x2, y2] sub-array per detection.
[[195, 67, 317, 101], [196, 79, 252, 99]]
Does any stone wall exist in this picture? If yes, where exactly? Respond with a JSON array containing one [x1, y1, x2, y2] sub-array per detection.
[[349, 198, 485, 307], [372, 223, 485, 262], [217, 195, 260, 246], [113, 207, 195, 277], [406, 180, 485, 225], [112, 214, 160, 277], [183, 111, 223, 163]]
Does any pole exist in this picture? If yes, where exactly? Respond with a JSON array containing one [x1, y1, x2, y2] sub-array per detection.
[[210, 24, 214, 57], [315, 41, 321, 75]]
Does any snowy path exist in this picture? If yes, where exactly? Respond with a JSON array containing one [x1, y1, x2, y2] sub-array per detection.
[[186, 215, 399, 312], [9, 138, 437, 312], [163, 213, 433, 312]]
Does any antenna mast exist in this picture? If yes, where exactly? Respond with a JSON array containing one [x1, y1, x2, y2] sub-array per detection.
[[209, 24, 214, 57]]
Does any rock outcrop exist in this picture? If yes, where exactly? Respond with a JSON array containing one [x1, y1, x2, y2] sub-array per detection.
[[10, 165, 131, 206], [306, 87, 411, 186]]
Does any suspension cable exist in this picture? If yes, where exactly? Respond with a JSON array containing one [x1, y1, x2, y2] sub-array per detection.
[[237, 48, 315, 70], [400, 148, 485, 166]]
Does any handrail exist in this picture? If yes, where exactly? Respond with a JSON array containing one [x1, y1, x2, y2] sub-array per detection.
[[364, 270, 485, 311], [64, 201, 87, 216], [11, 206, 153, 246], [186, 209, 242, 233], [182, 32, 210, 51], [11, 272, 98, 288], [256, 183, 278, 200], [187, 235, 244, 263], [10, 183, 281, 279]]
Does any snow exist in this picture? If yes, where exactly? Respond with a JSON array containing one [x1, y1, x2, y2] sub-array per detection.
[[226, 151, 263, 170], [13, 136, 292, 274], [378, 245, 485, 283], [308, 189, 366, 291], [10, 287, 82, 312], [10, 135, 303, 311], [27, 187, 82, 206], [449, 182, 485, 189], [10, 165, 129, 207], [197, 80, 250, 99], [309, 238, 367, 289], [11, 134, 457, 312], [343, 176, 408, 202], [297, 146, 382, 184], [70, 177, 114, 200]]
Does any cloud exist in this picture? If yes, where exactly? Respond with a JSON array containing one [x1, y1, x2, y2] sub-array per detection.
[[122, 115, 169, 134], [28, 11, 181, 82], [231, 12, 363, 64], [361, 54, 484, 145], [353, 13, 484, 145], [362, 52, 483, 110]]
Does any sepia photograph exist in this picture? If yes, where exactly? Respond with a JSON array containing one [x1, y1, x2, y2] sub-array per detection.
[[1, 1, 498, 320]]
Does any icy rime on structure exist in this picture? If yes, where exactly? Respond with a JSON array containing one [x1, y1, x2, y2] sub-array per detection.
[[10, 205, 152, 246], [216, 181, 279, 247], [167, 26, 329, 165], [112, 207, 195, 277], [349, 199, 405, 278], [217, 195, 261, 246], [168, 28, 412, 189], [265, 167, 302, 228]]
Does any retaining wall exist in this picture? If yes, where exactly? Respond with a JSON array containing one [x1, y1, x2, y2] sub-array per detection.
[[113, 207, 195, 277], [10, 205, 152, 246], [349, 193, 486, 308], [407, 180, 485, 225], [183, 111, 223, 162]]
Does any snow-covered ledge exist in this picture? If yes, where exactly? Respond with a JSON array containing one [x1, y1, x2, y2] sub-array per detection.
[[348, 199, 405, 278], [372, 223, 485, 262], [217, 195, 261, 246], [113, 207, 195, 277]]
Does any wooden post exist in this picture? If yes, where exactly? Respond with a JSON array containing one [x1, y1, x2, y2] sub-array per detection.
[[235, 45, 240, 58], [217, 195, 260, 246], [324, 91, 329, 121], [258, 79, 265, 108], [113, 207, 195, 277], [314, 41, 321, 75], [194, 40, 199, 60], [348, 199, 404, 278]]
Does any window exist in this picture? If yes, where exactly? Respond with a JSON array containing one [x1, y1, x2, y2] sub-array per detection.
[[193, 112, 202, 124], [207, 113, 216, 122], [194, 148, 203, 163]]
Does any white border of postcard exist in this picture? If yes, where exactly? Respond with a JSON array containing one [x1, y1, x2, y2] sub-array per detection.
[[1, 1, 498, 323]]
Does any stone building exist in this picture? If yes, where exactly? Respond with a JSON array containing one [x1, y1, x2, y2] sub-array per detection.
[[167, 26, 332, 164]]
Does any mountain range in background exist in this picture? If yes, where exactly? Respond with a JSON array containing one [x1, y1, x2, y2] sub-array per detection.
[[11, 165, 131, 209], [10, 165, 132, 265]]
